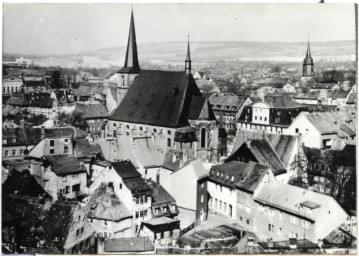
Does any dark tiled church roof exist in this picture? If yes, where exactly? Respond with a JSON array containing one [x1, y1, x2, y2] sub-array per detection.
[[109, 70, 203, 128]]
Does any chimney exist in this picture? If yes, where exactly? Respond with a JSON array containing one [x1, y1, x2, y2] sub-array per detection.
[[183, 151, 188, 163], [41, 126, 45, 140]]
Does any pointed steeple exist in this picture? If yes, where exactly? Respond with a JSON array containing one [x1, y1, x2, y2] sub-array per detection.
[[306, 37, 311, 57], [185, 35, 192, 75], [186, 35, 191, 61], [123, 9, 140, 72]]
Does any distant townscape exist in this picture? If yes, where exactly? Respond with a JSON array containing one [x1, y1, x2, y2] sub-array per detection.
[[2, 8, 357, 255]]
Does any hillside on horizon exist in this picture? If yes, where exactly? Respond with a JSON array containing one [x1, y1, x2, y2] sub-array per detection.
[[4, 40, 356, 63]]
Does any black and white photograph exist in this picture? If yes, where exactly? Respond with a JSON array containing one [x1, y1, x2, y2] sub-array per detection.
[[1, 2, 358, 254]]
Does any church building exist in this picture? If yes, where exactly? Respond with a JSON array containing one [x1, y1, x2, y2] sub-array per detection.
[[105, 10, 220, 162], [301, 39, 314, 83]]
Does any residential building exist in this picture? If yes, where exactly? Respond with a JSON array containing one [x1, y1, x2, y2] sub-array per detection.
[[227, 134, 300, 182], [85, 183, 133, 239], [2, 75, 23, 95], [286, 110, 356, 150], [209, 94, 252, 132], [197, 161, 349, 244], [138, 217, 180, 247], [73, 102, 109, 134], [90, 160, 153, 232], [237, 95, 308, 134], [41, 154, 88, 200]]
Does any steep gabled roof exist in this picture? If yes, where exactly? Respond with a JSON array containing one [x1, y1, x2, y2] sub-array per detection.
[[43, 154, 87, 175], [110, 70, 202, 128], [111, 160, 141, 180], [147, 180, 176, 206], [73, 102, 109, 119], [2, 170, 50, 198], [266, 134, 298, 167], [210, 161, 269, 193], [188, 96, 216, 120], [329, 90, 350, 99], [85, 183, 132, 221]]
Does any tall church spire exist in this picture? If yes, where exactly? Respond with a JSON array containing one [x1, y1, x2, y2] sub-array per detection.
[[123, 9, 140, 71], [306, 37, 311, 57], [185, 35, 192, 75]]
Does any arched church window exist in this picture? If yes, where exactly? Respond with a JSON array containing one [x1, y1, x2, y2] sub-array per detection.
[[201, 128, 206, 148]]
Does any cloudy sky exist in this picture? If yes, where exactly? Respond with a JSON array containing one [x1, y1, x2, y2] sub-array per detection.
[[3, 3, 356, 55]]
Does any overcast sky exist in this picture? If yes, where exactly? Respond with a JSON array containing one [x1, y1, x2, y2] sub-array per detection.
[[3, 3, 356, 55]]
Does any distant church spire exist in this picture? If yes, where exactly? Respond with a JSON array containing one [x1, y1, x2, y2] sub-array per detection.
[[185, 35, 192, 75], [302, 36, 314, 77], [123, 9, 140, 71], [306, 36, 311, 57]]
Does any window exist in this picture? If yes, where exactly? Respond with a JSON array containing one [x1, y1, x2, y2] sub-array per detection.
[[219, 201, 222, 211], [201, 183, 204, 189], [264, 117, 267, 121], [50, 140, 55, 146], [167, 138, 171, 147], [268, 224, 274, 232], [215, 199, 218, 208], [44, 180, 49, 188], [62, 176, 67, 182], [247, 219, 250, 225], [201, 195, 204, 203], [136, 197, 139, 204], [12, 149, 16, 156], [290, 216, 298, 225], [295, 128, 299, 133], [19, 149, 23, 155], [4, 150, 9, 157], [119, 183, 122, 189], [201, 128, 206, 148], [64, 145, 68, 153], [50, 148, 55, 154], [302, 220, 310, 229]]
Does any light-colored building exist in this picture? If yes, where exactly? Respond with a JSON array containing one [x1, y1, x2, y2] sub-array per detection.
[[286, 110, 356, 150], [2, 75, 23, 95]]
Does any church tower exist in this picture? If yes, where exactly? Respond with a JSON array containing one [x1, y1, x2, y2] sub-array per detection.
[[302, 39, 314, 77], [185, 36, 192, 75], [116, 9, 141, 105]]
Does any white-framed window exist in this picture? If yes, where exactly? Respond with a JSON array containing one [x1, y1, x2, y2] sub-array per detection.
[[12, 149, 16, 156], [302, 220, 310, 229], [290, 216, 298, 225]]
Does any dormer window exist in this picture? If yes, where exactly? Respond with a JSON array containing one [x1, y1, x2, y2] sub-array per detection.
[[12, 138, 17, 143]]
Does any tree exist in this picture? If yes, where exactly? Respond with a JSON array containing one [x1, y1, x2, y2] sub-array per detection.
[[51, 70, 62, 89]]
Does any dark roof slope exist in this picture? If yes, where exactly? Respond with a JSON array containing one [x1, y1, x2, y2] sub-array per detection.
[[147, 180, 176, 206], [110, 70, 202, 128], [74, 138, 102, 159], [111, 160, 141, 180], [2, 170, 50, 198], [73, 103, 108, 119], [43, 154, 87, 175], [188, 96, 216, 120], [210, 161, 269, 193]]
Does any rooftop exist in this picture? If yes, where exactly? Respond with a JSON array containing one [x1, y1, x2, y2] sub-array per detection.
[[109, 70, 203, 128], [105, 237, 154, 253], [210, 161, 269, 193], [43, 154, 87, 175]]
